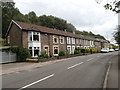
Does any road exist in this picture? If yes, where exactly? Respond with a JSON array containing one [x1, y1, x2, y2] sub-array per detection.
[[2, 52, 119, 89]]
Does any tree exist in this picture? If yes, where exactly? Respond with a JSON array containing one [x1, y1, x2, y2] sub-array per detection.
[[75, 30, 106, 40], [114, 25, 120, 45], [2, 2, 16, 38], [2, 2, 29, 38], [25, 11, 38, 24], [104, 0, 120, 13], [66, 23, 76, 32], [103, 0, 120, 45], [96, 0, 120, 45]]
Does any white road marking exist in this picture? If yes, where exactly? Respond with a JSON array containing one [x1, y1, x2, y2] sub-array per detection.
[[67, 62, 84, 70], [18, 74, 54, 90], [103, 61, 111, 89], [87, 58, 94, 62]]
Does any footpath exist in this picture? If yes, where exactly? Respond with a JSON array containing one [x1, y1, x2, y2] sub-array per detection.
[[0, 58, 69, 75], [106, 53, 119, 89]]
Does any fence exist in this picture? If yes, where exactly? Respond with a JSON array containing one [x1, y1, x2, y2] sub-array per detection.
[[0, 47, 17, 64]]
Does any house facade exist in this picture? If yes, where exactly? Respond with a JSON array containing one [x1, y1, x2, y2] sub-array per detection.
[[6, 20, 109, 57]]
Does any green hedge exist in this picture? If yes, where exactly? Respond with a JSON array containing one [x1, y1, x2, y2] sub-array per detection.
[[38, 51, 48, 59], [10, 46, 31, 62], [59, 51, 65, 56], [74, 49, 79, 54]]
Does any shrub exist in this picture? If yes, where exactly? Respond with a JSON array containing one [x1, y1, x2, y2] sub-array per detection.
[[59, 51, 65, 56], [65, 51, 70, 55], [74, 49, 79, 54], [80, 48, 85, 54], [38, 51, 48, 59], [10, 46, 31, 62], [90, 48, 97, 53], [85, 48, 90, 53]]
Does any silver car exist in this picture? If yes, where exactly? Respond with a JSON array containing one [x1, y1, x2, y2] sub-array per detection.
[[101, 48, 109, 53]]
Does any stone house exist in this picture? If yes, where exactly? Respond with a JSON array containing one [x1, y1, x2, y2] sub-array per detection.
[[6, 20, 108, 57]]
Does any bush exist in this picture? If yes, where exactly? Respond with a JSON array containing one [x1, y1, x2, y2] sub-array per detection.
[[74, 49, 79, 54], [10, 46, 31, 62], [38, 51, 48, 59], [90, 48, 97, 53], [65, 51, 70, 55], [59, 51, 65, 56], [80, 48, 85, 54], [85, 48, 90, 53]]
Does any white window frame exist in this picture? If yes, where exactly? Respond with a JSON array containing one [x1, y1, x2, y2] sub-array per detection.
[[72, 38, 75, 44], [28, 31, 40, 42], [29, 47, 40, 57], [53, 45, 59, 56], [72, 46, 75, 54], [76, 39, 79, 44], [67, 45, 72, 54], [53, 35, 59, 44], [59, 36, 64, 44], [67, 37, 71, 44]]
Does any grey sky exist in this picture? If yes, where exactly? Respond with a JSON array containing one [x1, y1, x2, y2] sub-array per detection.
[[14, 0, 118, 44]]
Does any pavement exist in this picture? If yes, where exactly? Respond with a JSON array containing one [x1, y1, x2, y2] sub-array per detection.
[[1, 51, 119, 89], [1, 58, 72, 75]]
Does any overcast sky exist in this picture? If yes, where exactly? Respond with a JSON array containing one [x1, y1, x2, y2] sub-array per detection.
[[14, 0, 118, 44]]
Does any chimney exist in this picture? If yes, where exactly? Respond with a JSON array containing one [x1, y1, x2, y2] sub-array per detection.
[[64, 29, 67, 32], [73, 31, 75, 34]]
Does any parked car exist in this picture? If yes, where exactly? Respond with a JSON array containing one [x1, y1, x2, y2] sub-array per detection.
[[101, 48, 109, 53], [115, 48, 119, 51], [109, 49, 115, 52]]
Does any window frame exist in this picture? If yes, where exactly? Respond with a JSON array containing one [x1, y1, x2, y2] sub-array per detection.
[[53, 35, 59, 44], [53, 45, 59, 56], [59, 36, 64, 44]]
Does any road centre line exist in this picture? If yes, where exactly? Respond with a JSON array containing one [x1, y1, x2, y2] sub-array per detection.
[[67, 62, 84, 70], [18, 74, 54, 90], [87, 58, 94, 62]]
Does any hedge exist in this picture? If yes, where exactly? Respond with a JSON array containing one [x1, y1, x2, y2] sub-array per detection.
[[10, 46, 31, 62]]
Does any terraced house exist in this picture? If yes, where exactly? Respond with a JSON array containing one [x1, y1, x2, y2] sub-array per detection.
[[6, 20, 108, 57]]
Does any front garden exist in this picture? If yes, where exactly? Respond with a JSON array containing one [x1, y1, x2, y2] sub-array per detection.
[[8, 46, 99, 63]]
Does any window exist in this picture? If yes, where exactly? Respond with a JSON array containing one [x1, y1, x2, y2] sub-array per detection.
[[67, 37, 71, 44], [67, 46, 71, 54], [84, 40, 86, 45], [72, 38, 75, 44], [34, 47, 39, 57], [53, 46, 59, 56], [33, 32, 39, 41], [29, 47, 40, 57], [28, 31, 40, 41], [29, 47, 32, 56], [53, 35, 58, 44], [86, 40, 88, 45], [60, 36, 64, 44], [72, 46, 75, 54], [76, 39, 79, 44], [44, 45, 49, 56], [79, 39, 82, 44], [7, 36, 10, 44]]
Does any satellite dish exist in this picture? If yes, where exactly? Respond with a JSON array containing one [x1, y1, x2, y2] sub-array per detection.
[[94, 0, 103, 4]]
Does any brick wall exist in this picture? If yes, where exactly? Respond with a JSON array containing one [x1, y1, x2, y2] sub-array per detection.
[[22, 31, 28, 48], [8, 23, 22, 47]]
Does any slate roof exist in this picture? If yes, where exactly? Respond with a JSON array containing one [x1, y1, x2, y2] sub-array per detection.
[[7, 20, 106, 42]]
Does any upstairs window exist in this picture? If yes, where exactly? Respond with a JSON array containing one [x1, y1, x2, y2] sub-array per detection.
[[28, 32, 40, 42], [60, 36, 64, 44], [53, 35, 58, 44], [72, 38, 75, 44], [33, 32, 39, 41], [76, 39, 79, 44], [67, 37, 71, 44]]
